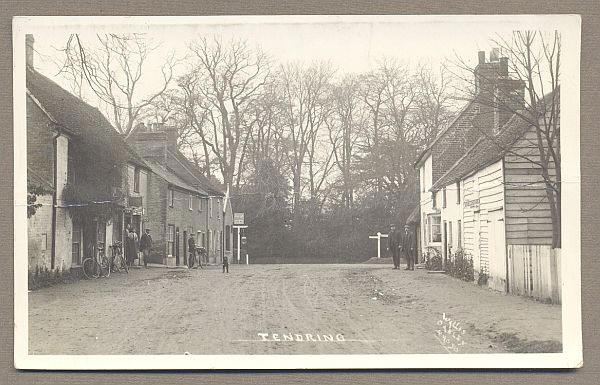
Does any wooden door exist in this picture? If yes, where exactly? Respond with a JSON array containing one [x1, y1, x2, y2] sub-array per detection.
[[488, 210, 507, 292]]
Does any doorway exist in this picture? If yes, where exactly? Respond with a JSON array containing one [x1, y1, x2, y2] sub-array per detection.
[[488, 209, 507, 292], [175, 227, 180, 266], [183, 230, 188, 266]]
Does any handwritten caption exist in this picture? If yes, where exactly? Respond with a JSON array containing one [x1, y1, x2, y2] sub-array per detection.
[[435, 313, 466, 353]]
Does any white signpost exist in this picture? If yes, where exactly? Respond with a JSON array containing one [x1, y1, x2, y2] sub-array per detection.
[[233, 213, 247, 263], [369, 232, 389, 259]]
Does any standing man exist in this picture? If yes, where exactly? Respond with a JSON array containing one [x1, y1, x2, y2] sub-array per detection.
[[188, 234, 197, 269], [132, 228, 140, 267], [402, 225, 415, 270], [125, 225, 135, 267], [388, 224, 401, 269], [139, 228, 153, 268]]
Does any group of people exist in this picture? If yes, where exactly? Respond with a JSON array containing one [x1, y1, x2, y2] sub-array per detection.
[[125, 225, 153, 268], [387, 224, 415, 270]]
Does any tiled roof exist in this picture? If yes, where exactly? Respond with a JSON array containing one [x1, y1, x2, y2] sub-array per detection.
[[430, 114, 530, 191], [166, 150, 224, 196], [413, 99, 474, 168], [144, 158, 206, 195], [26, 67, 147, 168]]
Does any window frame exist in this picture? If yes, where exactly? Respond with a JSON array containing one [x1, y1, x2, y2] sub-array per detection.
[[133, 167, 140, 193], [427, 214, 442, 244], [189, 194, 193, 211], [168, 189, 174, 208], [167, 224, 175, 256]]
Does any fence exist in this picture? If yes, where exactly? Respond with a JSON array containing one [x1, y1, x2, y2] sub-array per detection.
[[507, 245, 561, 303]]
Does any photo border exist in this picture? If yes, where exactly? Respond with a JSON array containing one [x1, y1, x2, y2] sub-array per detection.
[[12, 14, 582, 370]]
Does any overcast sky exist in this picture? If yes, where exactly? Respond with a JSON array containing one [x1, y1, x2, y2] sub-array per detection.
[[21, 15, 571, 121], [28, 17, 540, 91]]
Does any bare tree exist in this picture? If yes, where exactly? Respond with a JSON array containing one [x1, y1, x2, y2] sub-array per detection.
[[57, 33, 175, 137], [326, 74, 364, 209], [279, 62, 335, 215], [185, 37, 270, 189]]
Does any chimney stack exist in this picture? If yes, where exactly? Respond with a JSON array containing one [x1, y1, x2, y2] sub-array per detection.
[[478, 51, 486, 65], [26, 34, 34, 68], [499, 57, 508, 77]]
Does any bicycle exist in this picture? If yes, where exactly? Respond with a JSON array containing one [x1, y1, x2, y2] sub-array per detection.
[[82, 244, 111, 279], [109, 241, 128, 274]]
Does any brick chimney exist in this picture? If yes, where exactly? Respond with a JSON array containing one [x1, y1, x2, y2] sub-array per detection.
[[474, 50, 525, 134], [26, 34, 34, 68]]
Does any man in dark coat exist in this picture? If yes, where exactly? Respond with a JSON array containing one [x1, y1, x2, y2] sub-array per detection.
[[402, 225, 415, 270], [188, 234, 197, 269], [139, 228, 153, 268], [388, 224, 401, 269]]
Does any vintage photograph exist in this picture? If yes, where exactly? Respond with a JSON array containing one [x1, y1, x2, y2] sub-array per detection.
[[13, 15, 581, 369]]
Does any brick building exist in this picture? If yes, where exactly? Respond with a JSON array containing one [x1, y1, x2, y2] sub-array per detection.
[[26, 35, 149, 272], [128, 123, 233, 266], [414, 49, 524, 265]]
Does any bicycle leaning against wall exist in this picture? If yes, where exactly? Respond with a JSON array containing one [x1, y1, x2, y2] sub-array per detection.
[[82, 243, 111, 279]]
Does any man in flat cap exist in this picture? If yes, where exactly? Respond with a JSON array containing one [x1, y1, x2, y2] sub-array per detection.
[[388, 224, 401, 269], [402, 225, 415, 271]]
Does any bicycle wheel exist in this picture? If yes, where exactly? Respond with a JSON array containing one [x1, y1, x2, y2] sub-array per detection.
[[99, 256, 111, 278], [82, 258, 100, 279]]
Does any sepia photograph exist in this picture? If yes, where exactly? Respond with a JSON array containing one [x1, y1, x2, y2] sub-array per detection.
[[12, 15, 582, 369]]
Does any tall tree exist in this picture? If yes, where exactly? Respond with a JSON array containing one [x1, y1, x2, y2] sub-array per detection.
[[57, 33, 174, 137], [279, 62, 335, 215], [186, 37, 270, 190]]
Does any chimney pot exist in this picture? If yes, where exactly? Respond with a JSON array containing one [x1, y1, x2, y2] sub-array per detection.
[[26, 34, 34, 68], [478, 51, 486, 65], [490, 48, 499, 62]]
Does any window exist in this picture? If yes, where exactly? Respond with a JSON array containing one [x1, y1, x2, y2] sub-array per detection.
[[420, 167, 425, 192], [456, 182, 461, 204], [198, 197, 202, 212], [225, 225, 231, 251], [217, 200, 221, 219], [432, 192, 437, 208], [167, 225, 175, 256], [457, 220, 462, 248], [209, 198, 213, 218], [134, 168, 140, 193], [189, 194, 193, 211], [168, 189, 174, 207], [442, 187, 447, 208], [72, 228, 81, 265], [428, 214, 441, 243], [448, 221, 453, 248]]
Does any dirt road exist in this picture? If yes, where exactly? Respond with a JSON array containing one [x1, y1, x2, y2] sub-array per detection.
[[28, 264, 562, 355]]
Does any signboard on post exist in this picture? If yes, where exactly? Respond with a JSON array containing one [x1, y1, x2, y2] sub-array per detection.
[[233, 212, 245, 225]]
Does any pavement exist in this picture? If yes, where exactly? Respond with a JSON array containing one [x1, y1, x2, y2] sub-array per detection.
[[28, 263, 562, 355]]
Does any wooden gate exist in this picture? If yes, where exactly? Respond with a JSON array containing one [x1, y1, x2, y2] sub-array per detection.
[[507, 245, 561, 303]]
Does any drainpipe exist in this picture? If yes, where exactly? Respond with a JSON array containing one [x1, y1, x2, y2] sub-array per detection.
[[50, 129, 61, 270]]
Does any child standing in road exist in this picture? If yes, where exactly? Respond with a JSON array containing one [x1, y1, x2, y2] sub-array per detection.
[[222, 255, 229, 273]]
